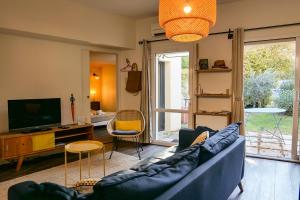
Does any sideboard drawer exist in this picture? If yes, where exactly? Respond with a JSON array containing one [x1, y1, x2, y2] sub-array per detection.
[[2, 136, 32, 158]]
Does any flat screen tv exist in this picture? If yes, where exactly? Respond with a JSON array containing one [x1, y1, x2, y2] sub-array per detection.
[[8, 98, 61, 132]]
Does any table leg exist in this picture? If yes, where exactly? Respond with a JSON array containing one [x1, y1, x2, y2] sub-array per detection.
[[16, 156, 24, 172], [64, 149, 67, 186], [79, 152, 82, 181], [103, 147, 106, 176], [88, 152, 91, 178], [271, 114, 285, 144]]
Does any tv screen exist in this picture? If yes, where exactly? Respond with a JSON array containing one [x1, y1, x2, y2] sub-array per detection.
[[8, 98, 61, 131]]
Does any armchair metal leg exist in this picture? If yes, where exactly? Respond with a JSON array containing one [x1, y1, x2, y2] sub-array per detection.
[[139, 137, 143, 151], [109, 137, 117, 159], [115, 137, 119, 151], [238, 182, 244, 192], [135, 137, 141, 160]]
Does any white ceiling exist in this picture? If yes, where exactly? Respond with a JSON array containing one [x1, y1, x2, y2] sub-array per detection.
[[74, 0, 240, 19]]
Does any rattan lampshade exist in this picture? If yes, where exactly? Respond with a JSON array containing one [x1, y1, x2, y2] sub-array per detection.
[[159, 0, 216, 42]]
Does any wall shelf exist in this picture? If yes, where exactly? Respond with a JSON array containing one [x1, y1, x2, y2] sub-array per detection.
[[196, 68, 232, 73], [195, 94, 232, 98], [193, 111, 232, 128], [193, 111, 232, 117]]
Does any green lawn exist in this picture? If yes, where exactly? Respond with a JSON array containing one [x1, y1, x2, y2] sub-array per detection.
[[245, 113, 293, 135]]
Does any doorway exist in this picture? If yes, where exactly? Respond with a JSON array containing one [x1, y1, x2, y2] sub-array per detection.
[[244, 39, 299, 160], [89, 52, 117, 113], [89, 52, 117, 142], [153, 51, 191, 144]]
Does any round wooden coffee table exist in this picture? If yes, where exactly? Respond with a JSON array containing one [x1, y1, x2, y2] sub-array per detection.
[[64, 140, 105, 186]]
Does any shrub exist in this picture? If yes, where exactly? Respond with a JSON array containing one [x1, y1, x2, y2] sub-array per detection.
[[244, 70, 276, 108], [274, 80, 294, 115]]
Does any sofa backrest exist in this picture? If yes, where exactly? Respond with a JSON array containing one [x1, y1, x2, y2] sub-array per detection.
[[154, 136, 245, 200]]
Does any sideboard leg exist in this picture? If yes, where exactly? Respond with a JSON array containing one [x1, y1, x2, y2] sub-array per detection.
[[16, 156, 24, 171]]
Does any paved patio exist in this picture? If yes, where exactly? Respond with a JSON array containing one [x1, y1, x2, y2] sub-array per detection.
[[246, 131, 297, 158], [156, 130, 299, 159]]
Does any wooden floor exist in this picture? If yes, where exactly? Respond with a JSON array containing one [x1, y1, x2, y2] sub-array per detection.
[[229, 157, 300, 200], [0, 129, 299, 200]]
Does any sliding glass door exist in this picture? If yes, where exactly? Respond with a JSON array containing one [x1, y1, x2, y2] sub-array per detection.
[[153, 51, 192, 144], [244, 39, 300, 160]]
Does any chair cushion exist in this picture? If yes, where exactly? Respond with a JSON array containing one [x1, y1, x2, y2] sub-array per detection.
[[93, 143, 201, 200], [111, 130, 138, 135], [115, 120, 141, 131], [199, 123, 240, 165]]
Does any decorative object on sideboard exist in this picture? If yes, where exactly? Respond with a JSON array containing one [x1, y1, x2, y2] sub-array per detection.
[[70, 93, 75, 123], [199, 59, 209, 70], [212, 60, 229, 69]]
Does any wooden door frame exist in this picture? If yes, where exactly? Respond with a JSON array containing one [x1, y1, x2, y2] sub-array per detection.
[[150, 41, 195, 144], [292, 37, 300, 160]]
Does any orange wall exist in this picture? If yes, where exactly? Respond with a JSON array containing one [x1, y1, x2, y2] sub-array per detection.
[[90, 63, 116, 111]]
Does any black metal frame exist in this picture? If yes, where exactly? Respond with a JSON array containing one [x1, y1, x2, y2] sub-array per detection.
[[138, 22, 300, 45], [109, 136, 144, 160]]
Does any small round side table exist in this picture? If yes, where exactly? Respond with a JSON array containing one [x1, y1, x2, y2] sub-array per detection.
[[64, 140, 105, 186]]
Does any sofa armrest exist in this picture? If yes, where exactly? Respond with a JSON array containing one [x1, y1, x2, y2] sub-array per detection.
[[179, 128, 197, 149]]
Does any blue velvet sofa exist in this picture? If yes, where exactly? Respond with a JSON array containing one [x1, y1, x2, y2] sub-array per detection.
[[8, 123, 245, 200]]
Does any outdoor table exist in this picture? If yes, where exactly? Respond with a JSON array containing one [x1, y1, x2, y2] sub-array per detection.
[[244, 108, 286, 144]]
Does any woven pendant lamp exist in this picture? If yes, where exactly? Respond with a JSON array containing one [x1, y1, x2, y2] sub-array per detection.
[[159, 0, 216, 42]]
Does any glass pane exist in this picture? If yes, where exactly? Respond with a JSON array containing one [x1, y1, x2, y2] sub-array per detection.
[[156, 52, 189, 110], [244, 40, 296, 159], [156, 112, 188, 143]]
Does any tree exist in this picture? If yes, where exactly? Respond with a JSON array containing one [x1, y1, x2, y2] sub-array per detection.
[[244, 43, 295, 80]]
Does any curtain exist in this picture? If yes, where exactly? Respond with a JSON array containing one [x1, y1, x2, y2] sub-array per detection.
[[232, 28, 245, 135], [140, 40, 152, 143]]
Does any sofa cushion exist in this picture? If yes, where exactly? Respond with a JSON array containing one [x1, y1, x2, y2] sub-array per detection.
[[195, 126, 218, 137], [199, 123, 240, 165], [8, 181, 88, 200], [93, 143, 201, 200], [111, 130, 138, 135], [179, 126, 218, 149], [130, 145, 182, 171]]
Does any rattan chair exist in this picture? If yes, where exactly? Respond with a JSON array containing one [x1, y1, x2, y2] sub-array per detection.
[[107, 110, 145, 160]]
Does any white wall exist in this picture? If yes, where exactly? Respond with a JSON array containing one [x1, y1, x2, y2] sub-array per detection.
[[0, 32, 119, 132], [0, 0, 136, 49]]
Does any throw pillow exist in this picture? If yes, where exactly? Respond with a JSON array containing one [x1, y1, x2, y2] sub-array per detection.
[[115, 120, 141, 131], [191, 131, 209, 146], [198, 123, 240, 165]]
